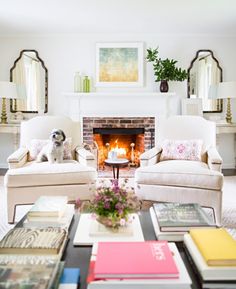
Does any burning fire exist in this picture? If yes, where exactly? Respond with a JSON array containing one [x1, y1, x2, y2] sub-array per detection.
[[110, 139, 127, 158]]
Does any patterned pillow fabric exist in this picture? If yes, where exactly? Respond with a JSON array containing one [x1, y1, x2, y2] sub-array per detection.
[[160, 139, 203, 161], [63, 138, 73, 160], [28, 138, 73, 161]]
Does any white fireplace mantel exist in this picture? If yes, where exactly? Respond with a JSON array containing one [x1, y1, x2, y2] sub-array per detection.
[[63, 92, 180, 121]]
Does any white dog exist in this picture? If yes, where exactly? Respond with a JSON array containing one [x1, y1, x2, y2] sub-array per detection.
[[36, 129, 66, 164]]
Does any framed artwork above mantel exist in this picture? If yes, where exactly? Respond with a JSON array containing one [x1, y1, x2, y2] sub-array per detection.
[[95, 42, 144, 87]]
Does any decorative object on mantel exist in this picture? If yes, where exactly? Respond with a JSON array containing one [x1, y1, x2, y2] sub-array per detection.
[[146, 47, 187, 92], [83, 76, 90, 92], [96, 42, 144, 87], [78, 179, 140, 230], [0, 81, 18, 124], [74, 71, 82, 92]]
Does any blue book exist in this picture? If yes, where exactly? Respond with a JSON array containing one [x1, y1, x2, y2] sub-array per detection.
[[59, 268, 80, 289]]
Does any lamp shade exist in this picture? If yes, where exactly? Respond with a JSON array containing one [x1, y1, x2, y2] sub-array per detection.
[[217, 81, 236, 99], [0, 81, 18, 99], [208, 84, 218, 99]]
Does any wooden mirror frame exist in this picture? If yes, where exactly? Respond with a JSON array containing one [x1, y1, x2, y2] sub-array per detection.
[[10, 49, 48, 113], [187, 49, 223, 113]]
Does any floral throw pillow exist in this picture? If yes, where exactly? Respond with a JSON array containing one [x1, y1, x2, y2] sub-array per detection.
[[160, 139, 203, 161], [28, 138, 73, 161]]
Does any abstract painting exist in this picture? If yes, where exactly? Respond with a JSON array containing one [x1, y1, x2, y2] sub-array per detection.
[[96, 43, 143, 87]]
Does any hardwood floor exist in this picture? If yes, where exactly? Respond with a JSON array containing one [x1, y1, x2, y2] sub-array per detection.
[[0, 169, 7, 176], [223, 169, 236, 176]]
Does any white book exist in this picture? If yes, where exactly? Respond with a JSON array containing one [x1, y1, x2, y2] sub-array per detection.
[[87, 242, 192, 289], [24, 204, 74, 229], [184, 234, 236, 280], [27, 196, 68, 218], [73, 214, 144, 246], [150, 207, 185, 242]]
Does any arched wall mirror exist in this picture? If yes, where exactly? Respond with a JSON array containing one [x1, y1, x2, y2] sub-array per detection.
[[187, 50, 223, 113], [10, 50, 48, 113]]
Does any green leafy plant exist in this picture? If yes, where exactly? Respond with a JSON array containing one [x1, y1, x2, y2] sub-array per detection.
[[146, 47, 188, 82]]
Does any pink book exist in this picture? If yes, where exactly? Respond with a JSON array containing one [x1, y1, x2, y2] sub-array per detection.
[[94, 241, 179, 279]]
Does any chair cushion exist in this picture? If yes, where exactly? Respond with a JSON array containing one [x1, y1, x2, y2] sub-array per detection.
[[5, 160, 97, 188], [135, 160, 223, 191]]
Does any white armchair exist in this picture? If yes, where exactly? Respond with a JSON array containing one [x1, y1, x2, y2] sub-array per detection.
[[135, 116, 224, 225], [4, 116, 97, 223]]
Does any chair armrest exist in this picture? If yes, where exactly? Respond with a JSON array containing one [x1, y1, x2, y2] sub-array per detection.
[[207, 147, 223, 172], [7, 147, 28, 169], [75, 147, 97, 169], [140, 146, 162, 167]]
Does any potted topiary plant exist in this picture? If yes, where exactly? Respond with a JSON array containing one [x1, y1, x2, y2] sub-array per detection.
[[146, 47, 188, 92]]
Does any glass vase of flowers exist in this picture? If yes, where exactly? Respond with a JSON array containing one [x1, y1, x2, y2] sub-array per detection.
[[88, 179, 140, 229]]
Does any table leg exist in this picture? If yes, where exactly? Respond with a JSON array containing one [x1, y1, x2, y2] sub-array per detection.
[[112, 166, 116, 179], [117, 166, 120, 179]]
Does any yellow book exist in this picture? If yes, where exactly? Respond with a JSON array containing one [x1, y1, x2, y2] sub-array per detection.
[[190, 228, 236, 266]]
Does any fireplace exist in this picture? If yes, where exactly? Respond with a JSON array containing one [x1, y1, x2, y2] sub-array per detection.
[[83, 117, 155, 168], [94, 127, 146, 167]]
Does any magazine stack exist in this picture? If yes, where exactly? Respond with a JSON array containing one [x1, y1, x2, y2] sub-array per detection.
[[24, 195, 74, 229], [0, 196, 74, 289], [150, 202, 216, 241], [87, 241, 192, 289]]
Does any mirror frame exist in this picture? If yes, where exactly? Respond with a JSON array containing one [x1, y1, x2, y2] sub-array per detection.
[[10, 49, 48, 113], [187, 49, 223, 113]]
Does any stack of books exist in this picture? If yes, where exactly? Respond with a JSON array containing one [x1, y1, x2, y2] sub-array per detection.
[[0, 257, 61, 289], [28, 196, 68, 218], [59, 268, 81, 289], [184, 228, 236, 288], [87, 241, 192, 288], [0, 196, 80, 289], [24, 196, 74, 229], [150, 202, 216, 241], [0, 211, 71, 289], [0, 227, 68, 256]]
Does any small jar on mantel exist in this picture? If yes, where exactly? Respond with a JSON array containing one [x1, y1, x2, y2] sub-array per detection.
[[83, 76, 90, 93], [74, 72, 82, 93]]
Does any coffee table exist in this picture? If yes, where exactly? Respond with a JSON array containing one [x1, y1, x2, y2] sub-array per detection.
[[104, 158, 129, 179], [16, 211, 203, 289]]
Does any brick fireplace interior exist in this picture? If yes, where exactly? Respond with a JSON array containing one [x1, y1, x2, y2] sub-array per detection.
[[83, 117, 155, 170]]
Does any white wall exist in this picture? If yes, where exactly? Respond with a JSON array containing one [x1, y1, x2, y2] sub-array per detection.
[[0, 34, 236, 168]]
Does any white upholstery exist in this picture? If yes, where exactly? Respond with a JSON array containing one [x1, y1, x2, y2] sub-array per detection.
[[4, 116, 97, 223], [135, 116, 224, 225], [5, 161, 96, 187], [136, 160, 223, 191]]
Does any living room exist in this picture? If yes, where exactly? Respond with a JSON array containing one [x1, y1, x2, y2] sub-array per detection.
[[0, 1, 236, 288]]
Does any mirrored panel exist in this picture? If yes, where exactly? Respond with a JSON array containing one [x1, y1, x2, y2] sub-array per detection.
[[187, 50, 222, 113], [10, 50, 48, 113]]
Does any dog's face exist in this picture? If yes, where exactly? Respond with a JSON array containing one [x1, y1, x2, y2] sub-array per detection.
[[50, 129, 66, 145]]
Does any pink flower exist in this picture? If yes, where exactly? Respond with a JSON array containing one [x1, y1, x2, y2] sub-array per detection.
[[75, 198, 82, 208], [177, 144, 185, 154], [120, 218, 126, 226], [104, 201, 110, 209]]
